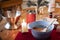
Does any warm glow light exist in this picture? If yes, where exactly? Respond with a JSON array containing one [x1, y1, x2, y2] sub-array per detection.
[[22, 19, 26, 27], [21, 19, 28, 33]]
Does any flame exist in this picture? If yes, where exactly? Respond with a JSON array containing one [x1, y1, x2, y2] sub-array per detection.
[[22, 19, 26, 27], [21, 19, 28, 32]]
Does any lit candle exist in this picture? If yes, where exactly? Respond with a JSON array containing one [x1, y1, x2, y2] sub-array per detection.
[[21, 19, 28, 33]]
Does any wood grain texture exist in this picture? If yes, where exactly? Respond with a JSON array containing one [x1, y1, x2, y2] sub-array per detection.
[[56, 0, 60, 2], [0, 0, 22, 8]]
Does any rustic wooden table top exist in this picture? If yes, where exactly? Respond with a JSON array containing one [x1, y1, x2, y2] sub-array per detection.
[[0, 9, 58, 40]]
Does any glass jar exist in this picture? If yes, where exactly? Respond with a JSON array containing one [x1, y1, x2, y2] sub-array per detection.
[[26, 10, 36, 24]]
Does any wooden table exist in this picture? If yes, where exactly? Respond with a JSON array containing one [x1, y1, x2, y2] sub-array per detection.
[[0, 28, 22, 40], [0, 9, 57, 40]]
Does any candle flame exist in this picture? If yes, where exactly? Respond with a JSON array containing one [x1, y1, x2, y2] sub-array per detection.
[[22, 19, 26, 26], [23, 19, 25, 23]]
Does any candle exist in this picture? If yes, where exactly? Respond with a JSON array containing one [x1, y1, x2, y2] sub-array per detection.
[[21, 19, 28, 33]]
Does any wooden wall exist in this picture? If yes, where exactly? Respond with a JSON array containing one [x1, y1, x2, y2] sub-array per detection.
[[0, 0, 22, 8], [56, 0, 60, 2]]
